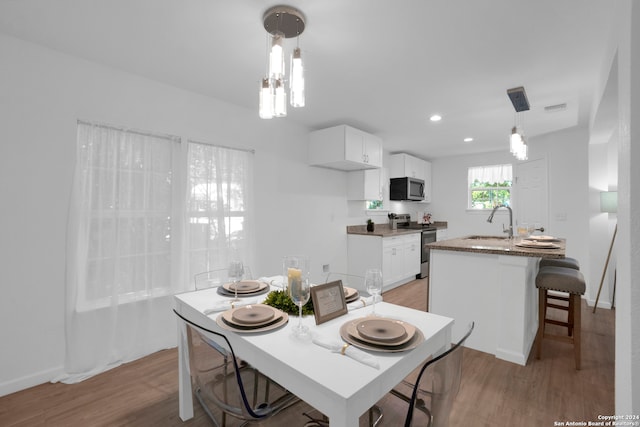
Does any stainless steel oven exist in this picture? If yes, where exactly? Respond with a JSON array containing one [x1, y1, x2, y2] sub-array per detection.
[[418, 229, 437, 279]]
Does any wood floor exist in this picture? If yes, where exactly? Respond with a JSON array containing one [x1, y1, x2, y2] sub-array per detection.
[[0, 278, 614, 426]]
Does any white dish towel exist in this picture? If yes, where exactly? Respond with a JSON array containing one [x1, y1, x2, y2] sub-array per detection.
[[203, 298, 261, 314], [347, 295, 382, 311], [312, 335, 380, 369], [258, 275, 285, 289]]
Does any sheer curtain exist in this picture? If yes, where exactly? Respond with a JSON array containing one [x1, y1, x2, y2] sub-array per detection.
[[468, 164, 512, 184], [186, 141, 254, 280], [57, 122, 253, 383]]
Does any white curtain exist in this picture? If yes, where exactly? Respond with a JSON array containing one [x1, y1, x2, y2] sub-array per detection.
[[186, 141, 255, 279], [56, 122, 253, 383], [468, 164, 512, 185]]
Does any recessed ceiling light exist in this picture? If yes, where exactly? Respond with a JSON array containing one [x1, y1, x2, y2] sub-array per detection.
[[464, 137, 474, 142], [429, 114, 442, 122]]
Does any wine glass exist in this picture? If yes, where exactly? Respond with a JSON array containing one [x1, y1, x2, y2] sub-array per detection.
[[365, 268, 383, 316], [284, 256, 310, 339], [227, 260, 244, 302]]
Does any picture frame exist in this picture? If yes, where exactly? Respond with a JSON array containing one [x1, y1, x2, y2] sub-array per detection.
[[310, 280, 348, 325]]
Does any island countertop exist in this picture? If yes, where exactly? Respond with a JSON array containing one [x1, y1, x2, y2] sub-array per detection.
[[427, 235, 565, 259]]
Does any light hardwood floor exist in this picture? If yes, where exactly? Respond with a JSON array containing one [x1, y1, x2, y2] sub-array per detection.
[[0, 279, 614, 426]]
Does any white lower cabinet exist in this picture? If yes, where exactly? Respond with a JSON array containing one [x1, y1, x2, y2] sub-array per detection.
[[348, 233, 421, 290]]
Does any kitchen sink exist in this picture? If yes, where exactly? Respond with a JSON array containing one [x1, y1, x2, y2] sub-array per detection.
[[464, 235, 510, 240]]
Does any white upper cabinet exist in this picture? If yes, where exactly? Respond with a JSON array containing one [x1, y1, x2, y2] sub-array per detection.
[[347, 168, 382, 200], [423, 160, 432, 203], [389, 153, 425, 179], [309, 125, 382, 171], [389, 153, 432, 203]]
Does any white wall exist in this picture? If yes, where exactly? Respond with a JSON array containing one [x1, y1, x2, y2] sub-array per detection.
[[0, 34, 350, 395], [612, 0, 640, 414]]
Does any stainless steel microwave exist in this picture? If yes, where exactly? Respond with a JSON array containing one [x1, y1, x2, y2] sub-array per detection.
[[390, 177, 425, 201]]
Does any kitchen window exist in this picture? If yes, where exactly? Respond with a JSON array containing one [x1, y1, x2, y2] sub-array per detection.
[[468, 164, 512, 209]]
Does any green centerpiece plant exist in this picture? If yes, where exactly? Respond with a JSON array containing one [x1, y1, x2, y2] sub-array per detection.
[[263, 289, 314, 315]]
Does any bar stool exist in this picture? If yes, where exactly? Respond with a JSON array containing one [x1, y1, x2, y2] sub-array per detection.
[[538, 257, 580, 334], [539, 257, 580, 270], [535, 265, 586, 369]]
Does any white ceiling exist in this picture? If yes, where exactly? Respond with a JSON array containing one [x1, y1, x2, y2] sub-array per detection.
[[0, 0, 617, 159]]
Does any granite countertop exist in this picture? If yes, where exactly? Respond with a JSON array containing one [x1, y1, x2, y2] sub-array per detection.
[[427, 235, 565, 259], [346, 221, 448, 237]]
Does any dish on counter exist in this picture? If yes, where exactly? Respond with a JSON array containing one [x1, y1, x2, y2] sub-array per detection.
[[515, 240, 561, 249], [527, 235, 560, 242]]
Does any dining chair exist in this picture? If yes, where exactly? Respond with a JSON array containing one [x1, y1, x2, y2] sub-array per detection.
[[388, 322, 474, 427], [323, 272, 365, 289], [173, 309, 302, 427], [194, 266, 254, 290]]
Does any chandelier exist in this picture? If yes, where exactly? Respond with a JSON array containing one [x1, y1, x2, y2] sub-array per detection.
[[259, 6, 306, 119], [507, 87, 530, 161]]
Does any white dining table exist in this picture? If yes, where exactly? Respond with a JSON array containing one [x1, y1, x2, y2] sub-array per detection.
[[174, 285, 454, 427]]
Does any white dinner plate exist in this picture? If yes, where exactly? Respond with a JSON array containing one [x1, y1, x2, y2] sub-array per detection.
[[230, 304, 275, 325], [527, 235, 560, 242], [222, 280, 268, 294], [356, 318, 408, 343], [516, 240, 560, 249], [343, 286, 358, 300], [217, 307, 288, 333], [340, 318, 421, 352]]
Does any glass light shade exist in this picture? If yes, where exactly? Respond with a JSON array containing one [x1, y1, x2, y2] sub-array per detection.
[[515, 141, 528, 160], [510, 127, 523, 154], [600, 191, 618, 213], [269, 33, 285, 80], [289, 47, 305, 107], [273, 79, 287, 117], [259, 78, 273, 119]]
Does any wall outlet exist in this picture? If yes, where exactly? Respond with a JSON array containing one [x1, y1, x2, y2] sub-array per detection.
[[322, 264, 330, 273]]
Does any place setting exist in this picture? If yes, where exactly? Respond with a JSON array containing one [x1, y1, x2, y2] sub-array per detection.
[[343, 286, 360, 303], [526, 235, 561, 242], [339, 315, 424, 353], [216, 303, 289, 333], [515, 238, 561, 249], [216, 261, 270, 299], [340, 269, 423, 353]]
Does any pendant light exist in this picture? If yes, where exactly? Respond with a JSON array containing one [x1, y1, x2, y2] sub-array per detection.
[[259, 5, 306, 119], [289, 46, 305, 107], [507, 87, 530, 160]]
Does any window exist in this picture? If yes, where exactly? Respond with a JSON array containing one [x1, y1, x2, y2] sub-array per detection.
[[468, 164, 512, 209], [71, 121, 253, 309], [187, 141, 253, 277], [366, 200, 383, 210]]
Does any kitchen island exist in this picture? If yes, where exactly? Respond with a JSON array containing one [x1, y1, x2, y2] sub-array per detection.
[[428, 235, 566, 365]]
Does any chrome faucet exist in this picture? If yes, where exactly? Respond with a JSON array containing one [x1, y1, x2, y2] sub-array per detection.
[[487, 204, 513, 238]]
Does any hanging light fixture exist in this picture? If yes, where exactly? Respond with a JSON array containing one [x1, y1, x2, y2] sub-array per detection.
[[507, 87, 530, 161], [259, 5, 306, 119]]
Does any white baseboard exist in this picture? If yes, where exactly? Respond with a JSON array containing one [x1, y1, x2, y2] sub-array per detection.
[[586, 297, 613, 310], [0, 365, 63, 397]]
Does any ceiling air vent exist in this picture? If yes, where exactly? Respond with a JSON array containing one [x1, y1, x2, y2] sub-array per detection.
[[507, 87, 530, 112], [544, 103, 567, 113]]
